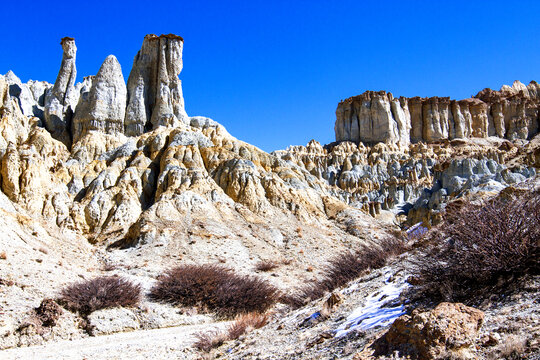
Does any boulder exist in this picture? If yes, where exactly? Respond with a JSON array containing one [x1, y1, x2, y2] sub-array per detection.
[[379, 302, 484, 360]]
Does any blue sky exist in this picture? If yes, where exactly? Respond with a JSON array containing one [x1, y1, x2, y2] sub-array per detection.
[[2, 1, 540, 152]]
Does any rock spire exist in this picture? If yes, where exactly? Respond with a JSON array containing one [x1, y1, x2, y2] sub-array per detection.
[[44, 37, 78, 146], [72, 55, 127, 142], [124, 34, 188, 136]]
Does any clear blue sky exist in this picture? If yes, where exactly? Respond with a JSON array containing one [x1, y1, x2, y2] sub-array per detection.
[[2, 0, 539, 152]]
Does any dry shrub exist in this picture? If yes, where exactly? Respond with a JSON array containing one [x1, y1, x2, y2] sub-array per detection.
[[413, 190, 540, 303], [491, 335, 527, 360], [149, 264, 279, 318], [0, 251, 6, 260], [58, 276, 141, 315], [284, 237, 407, 307], [194, 329, 228, 352], [195, 312, 269, 352], [35, 299, 63, 327], [255, 260, 278, 272], [227, 312, 269, 340]]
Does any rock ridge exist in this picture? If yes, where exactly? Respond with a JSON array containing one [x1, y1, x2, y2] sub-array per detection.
[[335, 80, 540, 146]]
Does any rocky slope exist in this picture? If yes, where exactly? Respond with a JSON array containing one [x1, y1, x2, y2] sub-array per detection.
[[0, 33, 539, 358]]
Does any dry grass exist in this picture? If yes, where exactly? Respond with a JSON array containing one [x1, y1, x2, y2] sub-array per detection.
[[491, 335, 527, 360], [227, 312, 269, 340], [412, 190, 540, 303], [58, 276, 141, 315], [149, 264, 279, 318], [194, 312, 269, 352], [283, 237, 407, 307], [255, 260, 278, 272], [194, 329, 228, 352]]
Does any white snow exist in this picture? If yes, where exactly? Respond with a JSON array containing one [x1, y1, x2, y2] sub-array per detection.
[[334, 272, 409, 337]]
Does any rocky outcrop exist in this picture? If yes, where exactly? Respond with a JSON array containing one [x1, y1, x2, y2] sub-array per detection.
[[44, 37, 78, 146], [125, 34, 188, 137], [380, 302, 484, 360], [4, 71, 51, 119], [72, 55, 127, 142], [336, 81, 540, 145]]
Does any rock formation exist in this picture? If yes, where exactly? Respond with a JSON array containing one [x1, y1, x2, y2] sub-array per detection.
[[335, 81, 540, 145], [4, 71, 51, 119], [44, 37, 78, 146], [125, 34, 188, 136], [0, 34, 539, 358], [380, 302, 485, 359], [72, 55, 127, 142]]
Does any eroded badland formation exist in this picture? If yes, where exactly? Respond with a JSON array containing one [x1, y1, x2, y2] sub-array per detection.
[[0, 35, 539, 359]]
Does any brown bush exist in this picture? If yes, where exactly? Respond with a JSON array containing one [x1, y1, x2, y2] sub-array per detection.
[[58, 276, 141, 315], [194, 312, 269, 352], [35, 299, 63, 327], [413, 190, 540, 303], [148, 264, 279, 318], [227, 312, 269, 340], [283, 237, 407, 307], [194, 329, 227, 352], [255, 260, 278, 272]]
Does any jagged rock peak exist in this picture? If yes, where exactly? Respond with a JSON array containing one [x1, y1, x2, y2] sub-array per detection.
[[336, 81, 540, 146], [72, 55, 127, 142], [44, 36, 78, 146], [124, 33, 188, 137]]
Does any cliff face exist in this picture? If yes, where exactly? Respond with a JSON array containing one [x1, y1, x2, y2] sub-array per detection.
[[335, 81, 540, 146]]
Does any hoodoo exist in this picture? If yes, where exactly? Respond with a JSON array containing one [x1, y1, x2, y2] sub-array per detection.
[[125, 34, 188, 136], [44, 37, 78, 146]]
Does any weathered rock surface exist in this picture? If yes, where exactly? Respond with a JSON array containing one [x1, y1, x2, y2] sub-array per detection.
[[4, 71, 51, 119], [380, 302, 484, 359], [336, 81, 540, 145], [274, 136, 537, 226], [125, 34, 188, 136], [44, 37, 78, 146], [72, 55, 127, 142]]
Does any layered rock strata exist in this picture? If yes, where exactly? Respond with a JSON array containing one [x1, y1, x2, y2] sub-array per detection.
[[335, 81, 540, 145]]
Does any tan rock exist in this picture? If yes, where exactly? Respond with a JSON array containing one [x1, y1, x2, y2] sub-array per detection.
[[381, 302, 484, 359]]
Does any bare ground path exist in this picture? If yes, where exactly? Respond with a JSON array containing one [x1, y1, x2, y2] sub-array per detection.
[[0, 322, 229, 360]]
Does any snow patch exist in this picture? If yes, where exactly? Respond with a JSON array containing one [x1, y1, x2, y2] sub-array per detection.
[[335, 272, 409, 337]]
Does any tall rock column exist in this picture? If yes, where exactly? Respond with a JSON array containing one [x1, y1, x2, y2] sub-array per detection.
[[72, 55, 127, 142], [125, 34, 188, 136], [44, 37, 77, 146]]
